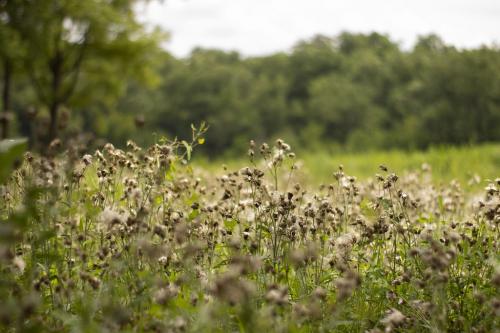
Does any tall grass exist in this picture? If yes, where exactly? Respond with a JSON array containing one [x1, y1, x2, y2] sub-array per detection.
[[202, 144, 500, 189], [302, 144, 500, 186]]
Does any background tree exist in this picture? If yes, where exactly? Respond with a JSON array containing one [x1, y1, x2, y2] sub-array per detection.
[[8, 0, 165, 144], [0, 0, 26, 139], [109, 32, 500, 156], [3, 17, 499, 155]]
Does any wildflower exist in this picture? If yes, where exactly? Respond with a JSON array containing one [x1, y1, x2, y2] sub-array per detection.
[[99, 208, 127, 228], [12, 256, 25, 273], [153, 224, 167, 239], [492, 298, 500, 316], [289, 243, 319, 267], [158, 256, 169, 266], [380, 309, 406, 332], [172, 316, 187, 331], [210, 272, 256, 305], [292, 301, 321, 320], [312, 287, 327, 301], [492, 267, 500, 287], [335, 270, 361, 301], [154, 284, 179, 305], [82, 154, 92, 166], [49, 138, 61, 150], [265, 285, 289, 306], [260, 143, 270, 157]]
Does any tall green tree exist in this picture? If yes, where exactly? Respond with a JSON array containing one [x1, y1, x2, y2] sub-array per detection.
[[0, 0, 26, 139], [8, 0, 165, 143]]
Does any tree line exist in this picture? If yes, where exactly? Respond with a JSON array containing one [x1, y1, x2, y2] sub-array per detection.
[[1, 1, 500, 155], [118, 33, 500, 155]]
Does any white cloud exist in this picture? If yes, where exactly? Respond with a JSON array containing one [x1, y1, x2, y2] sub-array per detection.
[[138, 0, 500, 57]]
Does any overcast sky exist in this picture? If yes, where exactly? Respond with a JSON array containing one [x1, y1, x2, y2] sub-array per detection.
[[139, 0, 500, 57]]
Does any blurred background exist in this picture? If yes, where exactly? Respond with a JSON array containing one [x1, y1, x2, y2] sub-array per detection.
[[1, 0, 499, 158]]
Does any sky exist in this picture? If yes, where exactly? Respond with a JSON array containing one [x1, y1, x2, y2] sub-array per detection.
[[139, 0, 500, 57]]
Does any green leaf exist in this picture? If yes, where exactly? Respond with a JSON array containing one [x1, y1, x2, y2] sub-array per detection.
[[0, 138, 28, 183], [188, 210, 200, 220], [181, 140, 192, 161], [224, 219, 237, 231]]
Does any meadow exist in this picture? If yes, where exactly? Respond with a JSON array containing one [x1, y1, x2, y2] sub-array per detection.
[[1, 2, 500, 332], [203, 144, 500, 189], [0, 134, 499, 332]]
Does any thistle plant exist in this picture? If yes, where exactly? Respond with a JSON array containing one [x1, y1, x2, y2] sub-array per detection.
[[0, 133, 498, 332]]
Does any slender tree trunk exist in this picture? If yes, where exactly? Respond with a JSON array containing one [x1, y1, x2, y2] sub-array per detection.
[[1, 59, 12, 139], [48, 101, 60, 142], [47, 52, 63, 143]]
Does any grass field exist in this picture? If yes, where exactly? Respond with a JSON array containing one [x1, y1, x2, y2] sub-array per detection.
[[301, 144, 500, 185], [201, 144, 500, 189]]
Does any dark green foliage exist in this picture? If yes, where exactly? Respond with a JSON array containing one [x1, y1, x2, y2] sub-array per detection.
[[0, 138, 27, 183], [104, 33, 500, 155], [0, 0, 165, 145], [1, 6, 500, 154]]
